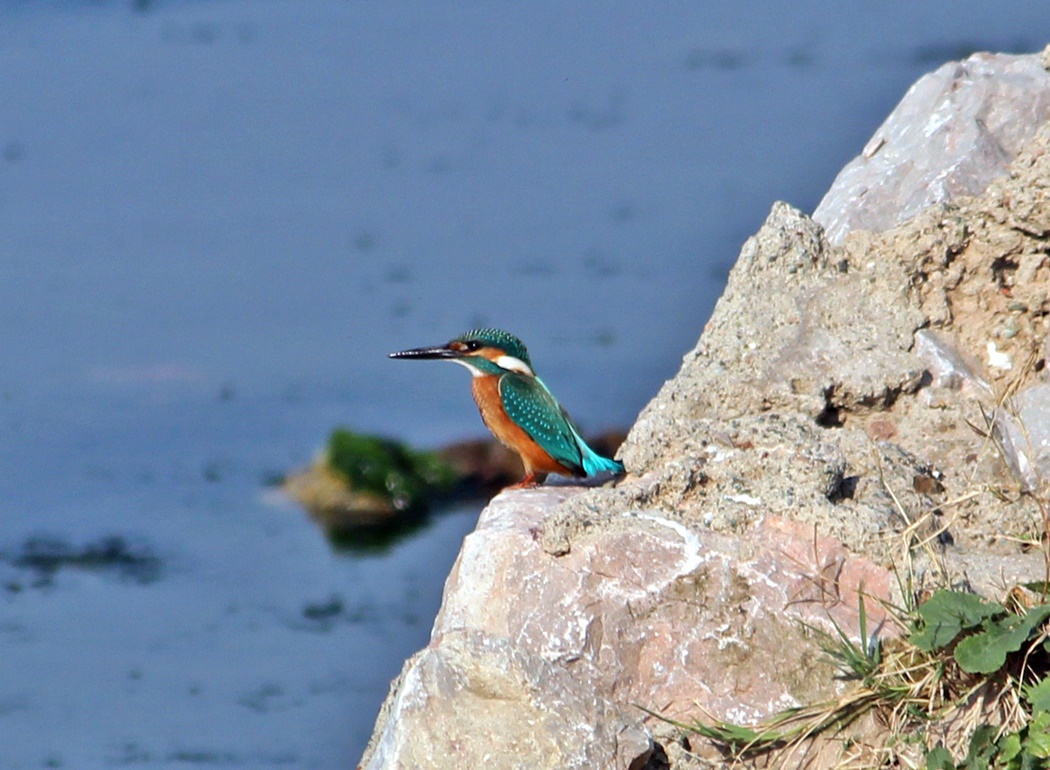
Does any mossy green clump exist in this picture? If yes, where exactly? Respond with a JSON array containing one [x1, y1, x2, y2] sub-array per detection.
[[325, 428, 456, 512]]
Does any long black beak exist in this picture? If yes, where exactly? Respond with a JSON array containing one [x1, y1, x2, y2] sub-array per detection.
[[388, 344, 463, 361]]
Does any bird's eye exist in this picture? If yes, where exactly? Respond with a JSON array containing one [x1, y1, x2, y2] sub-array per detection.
[[464, 340, 483, 351]]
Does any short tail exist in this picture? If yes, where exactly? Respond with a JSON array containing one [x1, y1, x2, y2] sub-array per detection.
[[580, 443, 625, 477]]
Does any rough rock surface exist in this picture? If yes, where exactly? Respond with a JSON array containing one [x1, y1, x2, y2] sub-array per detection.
[[363, 489, 898, 770], [360, 48, 1050, 770], [814, 50, 1050, 245], [365, 629, 650, 770]]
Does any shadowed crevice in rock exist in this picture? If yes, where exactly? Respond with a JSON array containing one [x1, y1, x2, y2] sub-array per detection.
[[824, 469, 859, 503]]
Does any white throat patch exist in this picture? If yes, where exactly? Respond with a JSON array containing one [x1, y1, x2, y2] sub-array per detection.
[[448, 358, 486, 378], [495, 355, 534, 376]]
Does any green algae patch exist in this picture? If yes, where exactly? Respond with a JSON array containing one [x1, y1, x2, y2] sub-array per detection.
[[283, 428, 460, 547], [325, 428, 456, 513]]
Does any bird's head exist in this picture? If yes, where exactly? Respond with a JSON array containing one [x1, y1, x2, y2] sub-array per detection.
[[389, 328, 535, 377]]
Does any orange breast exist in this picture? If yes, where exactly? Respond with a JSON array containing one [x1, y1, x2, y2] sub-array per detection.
[[471, 376, 574, 476]]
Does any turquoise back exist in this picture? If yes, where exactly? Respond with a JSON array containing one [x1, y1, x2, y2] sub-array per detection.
[[499, 373, 584, 474], [499, 373, 625, 477]]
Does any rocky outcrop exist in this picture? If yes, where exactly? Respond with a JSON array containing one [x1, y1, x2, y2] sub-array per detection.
[[360, 48, 1050, 770], [813, 49, 1050, 245]]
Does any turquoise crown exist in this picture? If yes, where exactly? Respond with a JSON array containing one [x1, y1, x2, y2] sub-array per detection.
[[454, 328, 532, 368]]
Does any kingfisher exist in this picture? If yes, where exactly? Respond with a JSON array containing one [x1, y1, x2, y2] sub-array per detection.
[[390, 328, 625, 488]]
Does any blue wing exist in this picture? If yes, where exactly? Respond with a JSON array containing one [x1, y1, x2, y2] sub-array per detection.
[[499, 373, 585, 474], [499, 374, 624, 477]]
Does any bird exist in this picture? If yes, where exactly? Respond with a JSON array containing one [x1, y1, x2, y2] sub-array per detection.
[[390, 328, 625, 489]]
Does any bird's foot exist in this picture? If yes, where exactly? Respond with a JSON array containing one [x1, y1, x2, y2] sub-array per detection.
[[506, 472, 546, 490]]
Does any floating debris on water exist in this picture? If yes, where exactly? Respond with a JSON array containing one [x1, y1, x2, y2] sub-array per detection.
[[3, 535, 163, 587]]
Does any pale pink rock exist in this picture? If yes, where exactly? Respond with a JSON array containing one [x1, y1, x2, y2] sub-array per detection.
[[361, 488, 894, 769]]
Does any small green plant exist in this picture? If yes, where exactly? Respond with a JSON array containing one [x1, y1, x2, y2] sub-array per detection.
[[911, 589, 1050, 675], [908, 589, 1050, 769], [909, 590, 1006, 653], [649, 588, 1050, 769], [924, 709, 1050, 770]]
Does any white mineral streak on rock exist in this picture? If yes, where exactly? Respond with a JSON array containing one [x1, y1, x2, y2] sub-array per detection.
[[703, 443, 734, 462], [986, 341, 1013, 370], [625, 511, 704, 576], [724, 492, 762, 506]]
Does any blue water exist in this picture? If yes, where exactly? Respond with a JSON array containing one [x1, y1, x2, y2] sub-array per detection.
[[0, 1, 1047, 767]]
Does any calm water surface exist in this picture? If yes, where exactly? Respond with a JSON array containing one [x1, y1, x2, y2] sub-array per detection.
[[1, 1, 1048, 767]]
